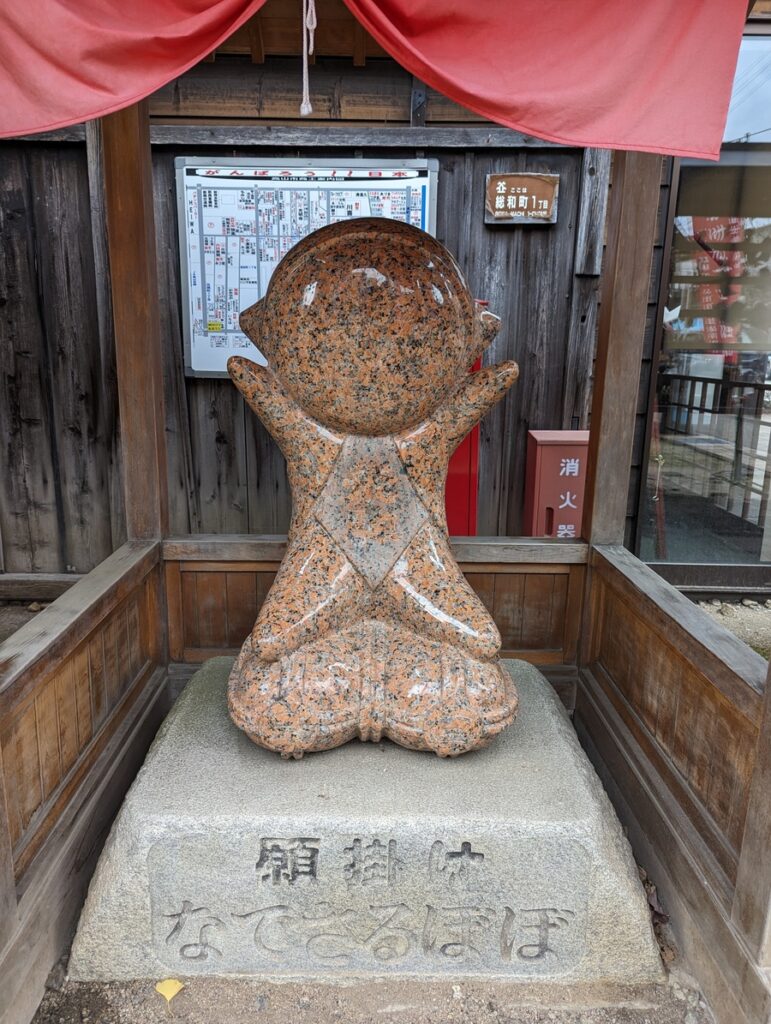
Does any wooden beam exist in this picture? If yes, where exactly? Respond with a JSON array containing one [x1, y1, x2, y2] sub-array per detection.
[[147, 124, 559, 149], [352, 20, 367, 67], [582, 151, 663, 545], [591, 546, 767, 715], [0, 574, 81, 601], [161, 534, 589, 565], [100, 102, 168, 539], [0, 541, 159, 712], [247, 14, 265, 64], [11, 123, 564, 149], [733, 659, 771, 965]]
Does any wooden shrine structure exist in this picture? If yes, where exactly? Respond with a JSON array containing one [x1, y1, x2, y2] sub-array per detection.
[[0, 6, 770, 1023]]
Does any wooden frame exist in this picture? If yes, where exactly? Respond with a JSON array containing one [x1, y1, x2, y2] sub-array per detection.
[[573, 146, 771, 1024], [99, 102, 168, 540], [0, 542, 168, 1024], [17, 124, 563, 148], [2, 75, 770, 1024], [575, 546, 770, 1024], [162, 537, 586, 669], [583, 150, 663, 545]]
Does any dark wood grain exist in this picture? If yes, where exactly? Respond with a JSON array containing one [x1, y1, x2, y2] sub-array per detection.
[[581, 546, 765, 899], [0, 140, 124, 573], [0, 770, 17, 954], [592, 545, 767, 710], [166, 559, 579, 666], [0, 666, 167, 1024], [151, 152, 200, 536], [149, 124, 561, 149], [3, 133, 604, 552], [161, 534, 589, 563], [470, 149, 583, 534], [148, 59, 493, 126], [1, 566, 162, 880], [0, 541, 159, 712], [575, 673, 770, 1024], [573, 148, 612, 277]]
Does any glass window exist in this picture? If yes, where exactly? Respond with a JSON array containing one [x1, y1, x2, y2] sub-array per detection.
[[639, 152, 771, 564]]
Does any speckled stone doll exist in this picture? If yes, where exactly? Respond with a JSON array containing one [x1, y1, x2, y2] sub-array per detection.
[[227, 218, 519, 758]]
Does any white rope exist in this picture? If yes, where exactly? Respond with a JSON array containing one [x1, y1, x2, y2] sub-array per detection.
[[300, 0, 317, 116]]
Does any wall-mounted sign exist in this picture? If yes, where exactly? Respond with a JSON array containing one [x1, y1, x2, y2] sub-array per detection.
[[176, 158, 438, 376], [484, 173, 559, 226]]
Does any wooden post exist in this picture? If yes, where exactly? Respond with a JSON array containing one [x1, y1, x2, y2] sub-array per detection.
[[732, 659, 771, 965], [582, 151, 662, 546], [99, 101, 168, 539]]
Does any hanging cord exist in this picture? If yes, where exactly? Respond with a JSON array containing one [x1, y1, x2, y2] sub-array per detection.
[[300, 0, 317, 116]]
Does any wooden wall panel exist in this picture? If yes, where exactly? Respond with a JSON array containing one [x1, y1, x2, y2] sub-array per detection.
[[149, 59, 482, 125], [582, 546, 765, 891], [0, 142, 124, 573], [595, 587, 758, 861], [2, 122, 607, 558], [167, 559, 582, 666], [0, 546, 163, 881], [0, 553, 168, 1024], [154, 140, 604, 539], [576, 544, 771, 1024]]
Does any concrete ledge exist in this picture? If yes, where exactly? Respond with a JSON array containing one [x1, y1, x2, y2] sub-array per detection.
[[70, 658, 662, 989]]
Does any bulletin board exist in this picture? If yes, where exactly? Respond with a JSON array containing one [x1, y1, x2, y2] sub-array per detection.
[[175, 158, 439, 376]]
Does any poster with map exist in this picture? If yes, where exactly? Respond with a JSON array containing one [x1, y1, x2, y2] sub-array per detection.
[[176, 158, 438, 375]]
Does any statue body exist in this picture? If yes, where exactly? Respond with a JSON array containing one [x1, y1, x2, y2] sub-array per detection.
[[228, 218, 519, 758]]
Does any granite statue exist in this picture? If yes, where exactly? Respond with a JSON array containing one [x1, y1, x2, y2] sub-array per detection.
[[227, 218, 519, 758]]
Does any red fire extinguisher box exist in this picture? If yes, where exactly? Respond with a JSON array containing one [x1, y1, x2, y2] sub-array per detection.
[[523, 430, 590, 539]]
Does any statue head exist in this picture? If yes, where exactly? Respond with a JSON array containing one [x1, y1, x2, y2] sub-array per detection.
[[237, 218, 499, 435]]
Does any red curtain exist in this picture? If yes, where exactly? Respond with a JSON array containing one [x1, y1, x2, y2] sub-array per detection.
[[0, 0, 267, 137], [342, 0, 747, 160], [0, 0, 747, 158]]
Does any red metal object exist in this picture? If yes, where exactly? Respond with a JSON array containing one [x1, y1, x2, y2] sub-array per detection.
[[523, 430, 590, 539]]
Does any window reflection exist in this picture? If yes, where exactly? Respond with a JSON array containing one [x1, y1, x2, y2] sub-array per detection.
[[640, 34, 771, 567], [640, 160, 771, 564]]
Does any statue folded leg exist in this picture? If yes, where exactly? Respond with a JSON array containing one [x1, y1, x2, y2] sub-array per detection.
[[229, 621, 517, 759]]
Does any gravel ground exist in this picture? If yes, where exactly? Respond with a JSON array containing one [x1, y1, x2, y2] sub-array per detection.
[[33, 972, 713, 1024], [0, 601, 44, 643], [698, 598, 771, 659]]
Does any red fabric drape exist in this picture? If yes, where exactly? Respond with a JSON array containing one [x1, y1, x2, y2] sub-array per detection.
[[0, 0, 267, 137], [0, 0, 747, 158], [342, 0, 747, 160]]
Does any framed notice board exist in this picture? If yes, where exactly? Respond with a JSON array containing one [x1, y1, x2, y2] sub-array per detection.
[[175, 157, 439, 376]]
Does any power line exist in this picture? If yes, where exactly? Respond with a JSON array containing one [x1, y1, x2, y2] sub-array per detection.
[[730, 52, 771, 102], [725, 125, 771, 143], [730, 53, 771, 103]]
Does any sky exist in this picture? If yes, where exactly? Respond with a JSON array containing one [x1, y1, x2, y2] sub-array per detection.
[[724, 36, 771, 143]]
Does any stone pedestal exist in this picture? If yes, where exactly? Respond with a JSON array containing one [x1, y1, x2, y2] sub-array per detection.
[[69, 658, 663, 987]]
